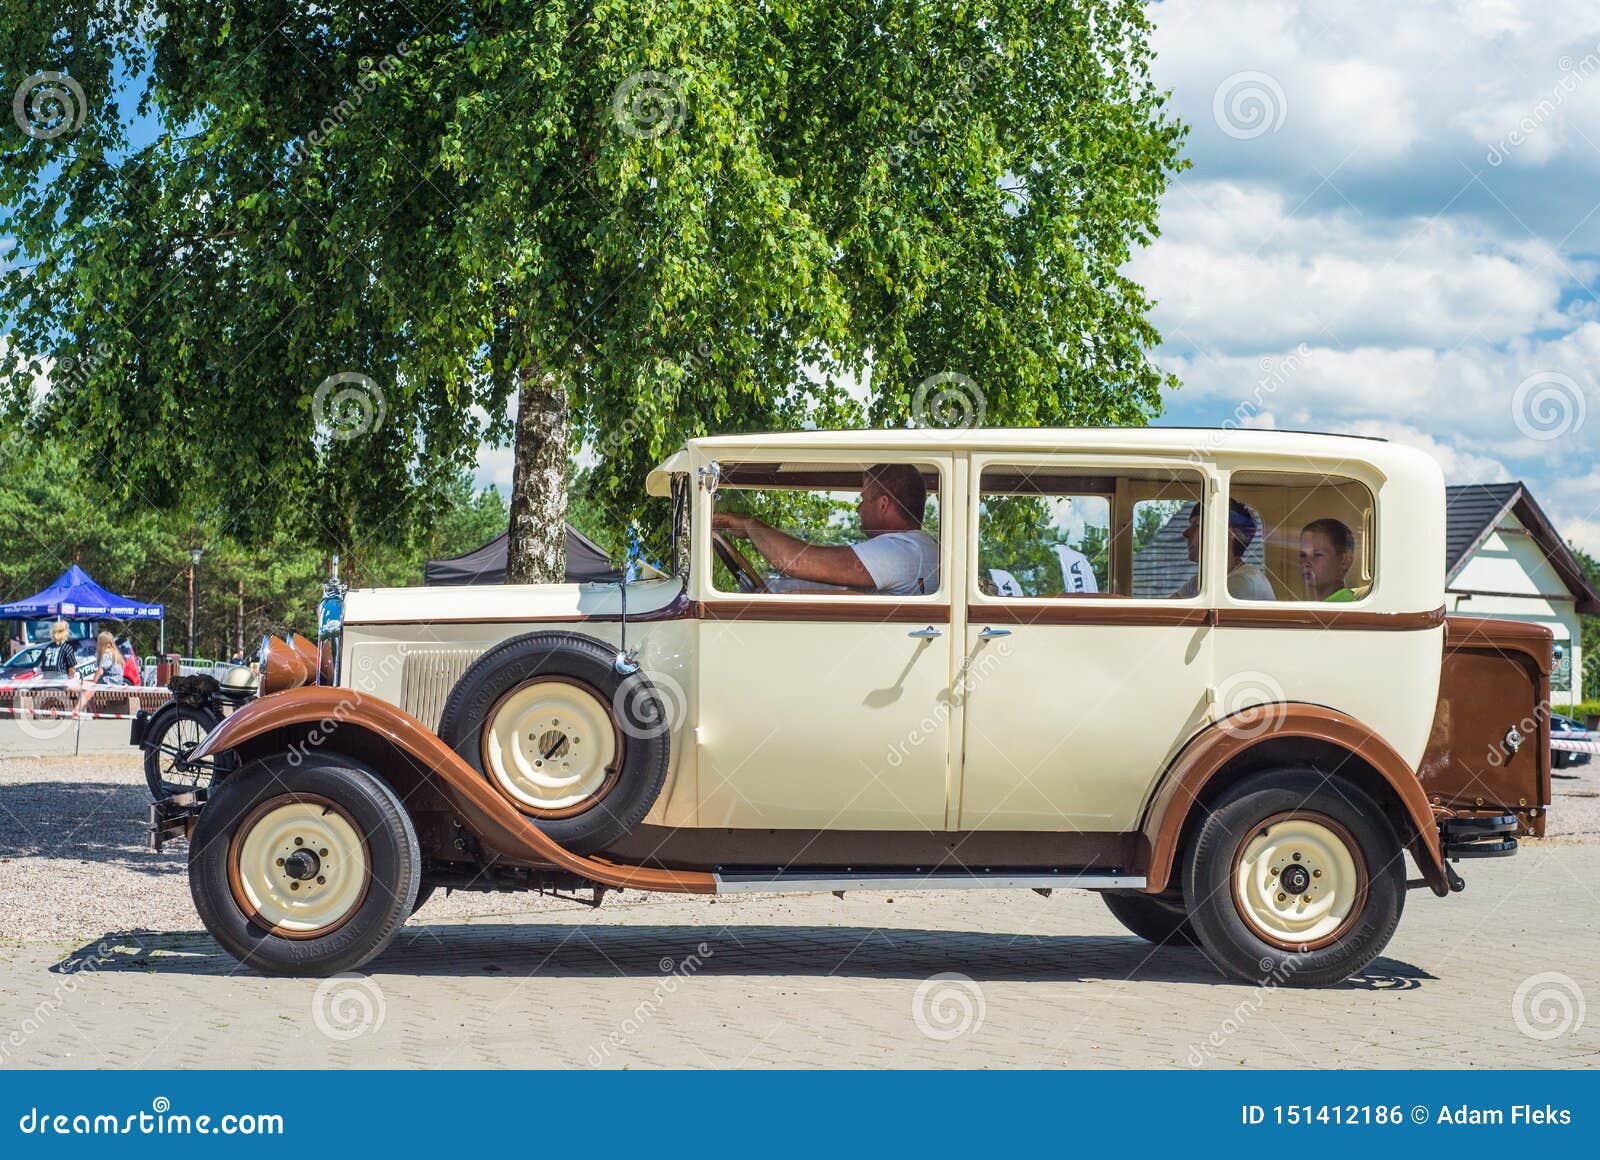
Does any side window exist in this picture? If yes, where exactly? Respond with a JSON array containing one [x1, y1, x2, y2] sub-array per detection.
[[1227, 471, 1376, 602], [977, 466, 1204, 598], [710, 461, 941, 596]]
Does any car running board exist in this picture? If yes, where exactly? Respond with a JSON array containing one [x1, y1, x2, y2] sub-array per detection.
[[712, 870, 1147, 894]]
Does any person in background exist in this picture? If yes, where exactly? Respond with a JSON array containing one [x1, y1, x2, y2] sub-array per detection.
[[41, 620, 78, 683], [76, 630, 127, 714], [1174, 501, 1276, 600], [1300, 518, 1360, 602], [118, 637, 143, 686]]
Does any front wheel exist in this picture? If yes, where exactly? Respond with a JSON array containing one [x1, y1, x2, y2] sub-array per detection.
[[189, 754, 420, 977], [1182, 768, 1405, 988]]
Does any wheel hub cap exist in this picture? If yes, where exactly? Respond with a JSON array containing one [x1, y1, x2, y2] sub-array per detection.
[[484, 680, 618, 812], [1233, 814, 1364, 949], [231, 800, 368, 936]]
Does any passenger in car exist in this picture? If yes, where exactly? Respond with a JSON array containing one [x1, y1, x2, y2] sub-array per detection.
[[1173, 501, 1275, 600], [1300, 517, 1360, 602], [711, 463, 938, 595]]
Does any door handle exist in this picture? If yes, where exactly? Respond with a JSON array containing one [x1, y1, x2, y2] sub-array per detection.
[[977, 626, 1012, 640], [907, 625, 942, 639]]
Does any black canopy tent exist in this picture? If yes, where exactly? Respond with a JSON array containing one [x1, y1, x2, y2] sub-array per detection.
[[424, 525, 621, 586]]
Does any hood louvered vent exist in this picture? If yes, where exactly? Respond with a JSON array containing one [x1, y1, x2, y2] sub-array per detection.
[[399, 648, 483, 731]]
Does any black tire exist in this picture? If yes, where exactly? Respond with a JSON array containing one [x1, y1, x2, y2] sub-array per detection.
[[1183, 768, 1405, 988], [189, 753, 421, 977], [1101, 891, 1199, 947], [435, 631, 672, 854], [143, 704, 232, 800]]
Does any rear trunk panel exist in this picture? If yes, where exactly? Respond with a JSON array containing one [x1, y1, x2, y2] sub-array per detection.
[[1418, 615, 1553, 837]]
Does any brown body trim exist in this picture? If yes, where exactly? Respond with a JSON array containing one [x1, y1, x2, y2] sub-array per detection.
[[189, 687, 715, 895], [971, 602, 1446, 630], [1139, 705, 1446, 896], [698, 598, 950, 623]]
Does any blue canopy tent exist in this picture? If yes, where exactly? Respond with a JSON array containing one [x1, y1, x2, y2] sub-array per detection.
[[1, 564, 167, 651]]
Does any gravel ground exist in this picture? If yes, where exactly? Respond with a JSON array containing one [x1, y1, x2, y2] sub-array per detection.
[[1, 752, 1596, 942]]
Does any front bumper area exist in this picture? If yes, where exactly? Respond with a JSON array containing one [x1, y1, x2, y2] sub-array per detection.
[[1441, 813, 1519, 859]]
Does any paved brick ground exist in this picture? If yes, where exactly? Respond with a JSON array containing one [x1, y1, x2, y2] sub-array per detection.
[[2, 756, 1598, 1069]]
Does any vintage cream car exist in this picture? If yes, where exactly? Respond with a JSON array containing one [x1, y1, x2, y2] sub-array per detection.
[[150, 428, 1552, 986]]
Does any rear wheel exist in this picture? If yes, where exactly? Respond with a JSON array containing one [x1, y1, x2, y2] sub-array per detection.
[[189, 754, 420, 977], [1183, 768, 1405, 988], [1101, 891, 1199, 947]]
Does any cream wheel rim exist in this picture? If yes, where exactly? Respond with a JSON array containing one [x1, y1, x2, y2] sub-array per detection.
[[484, 680, 617, 812], [232, 800, 369, 935], [1233, 814, 1364, 949]]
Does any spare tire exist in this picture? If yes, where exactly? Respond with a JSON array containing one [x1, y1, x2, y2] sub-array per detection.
[[435, 631, 672, 854]]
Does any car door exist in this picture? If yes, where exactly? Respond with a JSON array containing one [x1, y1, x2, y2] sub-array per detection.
[[956, 454, 1218, 832], [693, 453, 959, 829]]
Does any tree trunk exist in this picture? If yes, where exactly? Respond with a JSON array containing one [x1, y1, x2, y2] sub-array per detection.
[[506, 367, 568, 584]]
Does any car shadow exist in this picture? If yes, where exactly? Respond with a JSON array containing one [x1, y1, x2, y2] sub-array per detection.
[[0, 780, 182, 878], [53, 924, 1433, 991]]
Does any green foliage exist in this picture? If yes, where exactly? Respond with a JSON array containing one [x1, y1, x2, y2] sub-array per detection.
[[0, 439, 505, 656], [3, 0, 1186, 561], [1570, 544, 1600, 703]]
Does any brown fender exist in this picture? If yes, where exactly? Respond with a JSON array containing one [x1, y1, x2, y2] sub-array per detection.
[[1140, 704, 1448, 897], [190, 686, 715, 895]]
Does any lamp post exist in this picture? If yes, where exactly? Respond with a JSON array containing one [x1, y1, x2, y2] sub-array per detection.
[[187, 547, 203, 658]]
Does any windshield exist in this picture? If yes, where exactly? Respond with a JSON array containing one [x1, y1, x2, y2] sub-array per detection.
[[2, 646, 44, 671]]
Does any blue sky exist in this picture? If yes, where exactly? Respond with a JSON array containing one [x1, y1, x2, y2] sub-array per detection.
[[1125, 0, 1600, 552]]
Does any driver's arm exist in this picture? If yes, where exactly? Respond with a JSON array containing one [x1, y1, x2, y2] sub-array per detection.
[[713, 513, 874, 588]]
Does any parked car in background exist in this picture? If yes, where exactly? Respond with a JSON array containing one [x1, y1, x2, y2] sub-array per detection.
[[1551, 713, 1593, 770], [0, 642, 97, 689]]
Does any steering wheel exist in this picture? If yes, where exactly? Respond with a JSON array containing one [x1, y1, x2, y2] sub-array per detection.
[[711, 531, 770, 594]]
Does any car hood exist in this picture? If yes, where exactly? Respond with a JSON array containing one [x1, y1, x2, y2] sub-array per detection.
[[342, 577, 686, 626]]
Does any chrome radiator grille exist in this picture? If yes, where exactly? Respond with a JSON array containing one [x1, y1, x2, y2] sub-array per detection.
[[398, 648, 482, 732]]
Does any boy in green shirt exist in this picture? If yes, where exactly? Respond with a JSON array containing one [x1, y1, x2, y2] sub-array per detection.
[[1300, 517, 1360, 601]]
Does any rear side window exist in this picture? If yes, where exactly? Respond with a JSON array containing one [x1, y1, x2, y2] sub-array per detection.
[[976, 466, 1205, 598], [1227, 471, 1376, 603]]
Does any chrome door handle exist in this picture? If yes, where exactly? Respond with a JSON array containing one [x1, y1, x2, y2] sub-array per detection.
[[907, 625, 942, 639], [977, 626, 1012, 639]]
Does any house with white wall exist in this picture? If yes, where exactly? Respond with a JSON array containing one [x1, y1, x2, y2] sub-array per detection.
[[1444, 483, 1600, 705]]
